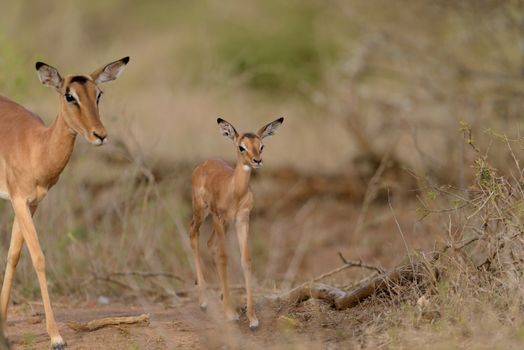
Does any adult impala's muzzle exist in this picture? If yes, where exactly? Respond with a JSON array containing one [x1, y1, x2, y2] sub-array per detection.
[[87, 125, 108, 146]]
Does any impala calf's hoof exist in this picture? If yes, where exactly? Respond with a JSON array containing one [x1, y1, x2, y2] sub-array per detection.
[[199, 302, 207, 311], [249, 318, 259, 331]]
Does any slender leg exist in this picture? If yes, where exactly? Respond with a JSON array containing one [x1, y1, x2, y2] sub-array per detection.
[[1, 205, 36, 325], [0, 220, 24, 321], [212, 215, 238, 321], [189, 210, 208, 310], [12, 198, 65, 349], [235, 210, 258, 330]]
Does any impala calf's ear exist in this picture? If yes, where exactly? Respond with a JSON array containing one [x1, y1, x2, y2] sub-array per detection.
[[35, 62, 63, 91], [217, 118, 239, 141], [257, 117, 284, 139], [91, 56, 130, 84]]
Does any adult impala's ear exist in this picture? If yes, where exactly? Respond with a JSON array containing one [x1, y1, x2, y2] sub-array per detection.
[[90, 56, 130, 84], [35, 62, 63, 91], [257, 117, 284, 139], [217, 118, 238, 141]]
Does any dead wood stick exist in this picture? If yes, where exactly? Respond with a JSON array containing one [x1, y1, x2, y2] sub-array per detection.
[[279, 256, 383, 304], [108, 271, 185, 282], [281, 283, 347, 305], [335, 263, 422, 309], [67, 314, 150, 332], [337, 252, 384, 274]]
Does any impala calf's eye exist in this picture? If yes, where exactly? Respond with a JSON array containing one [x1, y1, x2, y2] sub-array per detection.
[[238, 145, 246, 153]]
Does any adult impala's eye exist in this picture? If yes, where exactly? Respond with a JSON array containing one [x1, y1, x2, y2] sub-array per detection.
[[238, 145, 246, 153], [65, 93, 77, 104], [260, 144, 264, 151], [96, 92, 103, 104]]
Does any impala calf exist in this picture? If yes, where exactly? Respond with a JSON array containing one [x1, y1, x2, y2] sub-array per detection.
[[0, 57, 129, 349], [189, 117, 284, 330]]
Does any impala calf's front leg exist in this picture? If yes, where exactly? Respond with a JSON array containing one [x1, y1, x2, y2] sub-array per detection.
[[236, 210, 258, 329], [211, 215, 239, 321]]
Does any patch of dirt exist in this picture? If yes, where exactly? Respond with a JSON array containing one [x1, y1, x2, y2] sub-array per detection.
[[5, 289, 391, 350]]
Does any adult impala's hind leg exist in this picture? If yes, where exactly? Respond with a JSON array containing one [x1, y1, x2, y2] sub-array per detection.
[[235, 211, 258, 330], [1, 205, 36, 324], [0, 220, 24, 322], [12, 199, 65, 350], [189, 206, 208, 310], [211, 215, 238, 321]]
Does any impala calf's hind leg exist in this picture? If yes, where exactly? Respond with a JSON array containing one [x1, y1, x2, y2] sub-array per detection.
[[189, 209, 208, 310]]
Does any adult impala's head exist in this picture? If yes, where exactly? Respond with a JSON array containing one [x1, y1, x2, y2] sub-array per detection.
[[35, 57, 130, 146], [217, 117, 284, 169]]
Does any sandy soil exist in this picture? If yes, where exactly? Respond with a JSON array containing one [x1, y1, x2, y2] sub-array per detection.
[[5, 292, 367, 350]]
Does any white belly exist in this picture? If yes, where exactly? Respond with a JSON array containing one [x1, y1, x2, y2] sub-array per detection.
[[0, 191, 10, 200]]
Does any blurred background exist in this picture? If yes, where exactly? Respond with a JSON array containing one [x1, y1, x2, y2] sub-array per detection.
[[0, 0, 523, 347]]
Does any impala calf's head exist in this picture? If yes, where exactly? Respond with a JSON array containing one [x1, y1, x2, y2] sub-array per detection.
[[217, 117, 284, 169], [35, 57, 130, 146]]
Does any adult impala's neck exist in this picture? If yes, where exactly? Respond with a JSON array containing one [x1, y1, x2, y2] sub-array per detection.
[[38, 109, 76, 184], [232, 156, 252, 198]]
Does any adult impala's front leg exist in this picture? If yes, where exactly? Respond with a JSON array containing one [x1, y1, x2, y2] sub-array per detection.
[[235, 210, 258, 330], [12, 198, 65, 350]]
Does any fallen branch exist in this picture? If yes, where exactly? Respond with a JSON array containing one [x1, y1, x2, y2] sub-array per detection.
[[335, 263, 422, 309], [280, 283, 347, 305], [279, 261, 423, 310], [279, 254, 383, 303], [67, 314, 150, 332], [108, 271, 185, 282]]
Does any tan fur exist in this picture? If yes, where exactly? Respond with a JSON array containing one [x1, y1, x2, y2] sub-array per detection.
[[189, 117, 283, 330], [0, 57, 128, 349]]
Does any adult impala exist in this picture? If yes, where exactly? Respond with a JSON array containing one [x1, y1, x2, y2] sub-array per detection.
[[0, 57, 129, 349], [189, 117, 284, 330]]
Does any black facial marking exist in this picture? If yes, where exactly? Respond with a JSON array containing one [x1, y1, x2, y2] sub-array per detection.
[[243, 132, 258, 139], [70, 75, 89, 84]]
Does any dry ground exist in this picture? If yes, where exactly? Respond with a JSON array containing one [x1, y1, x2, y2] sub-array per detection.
[[3, 193, 443, 350]]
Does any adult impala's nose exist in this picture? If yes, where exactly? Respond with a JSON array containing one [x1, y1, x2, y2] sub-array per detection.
[[93, 131, 106, 142]]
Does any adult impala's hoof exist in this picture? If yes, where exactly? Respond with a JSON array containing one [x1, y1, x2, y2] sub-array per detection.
[[51, 336, 66, 350], [249, 318, 259, 331], [51, 341, 66, 350]]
